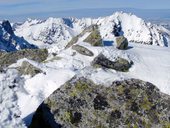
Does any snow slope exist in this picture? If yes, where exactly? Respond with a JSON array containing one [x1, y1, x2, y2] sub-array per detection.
[[3, 40, 169, 127], [14, 12, 170, 52], [0, 69, 26, 128]]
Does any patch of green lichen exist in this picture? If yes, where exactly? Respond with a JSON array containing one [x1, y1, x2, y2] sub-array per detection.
[[96, 123, 108, 128], [140, 96, 152, 110], [133, 124, 138, 128], [130, 89, 142, 98], [45, 99, 56, 108], [70, 89, 78, 97], [106, 88, 116, 100], [142, 119, 152, 128], [75, 81, 89, 92], [83, 29, 103, 46], [62, 111, 72, 122], [116, 85, 125, 95], [70, 81, 90, 97], [126, 122, 139, 128], [163, 122, 170, 128]]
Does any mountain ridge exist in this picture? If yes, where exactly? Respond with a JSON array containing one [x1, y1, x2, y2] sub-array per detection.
[[14, 12, 170, 53], [0, 20, 37, 52]]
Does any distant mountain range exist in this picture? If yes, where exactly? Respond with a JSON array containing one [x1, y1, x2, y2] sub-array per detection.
[[13, 12, 170, 53], [0, 12, 169, 52]]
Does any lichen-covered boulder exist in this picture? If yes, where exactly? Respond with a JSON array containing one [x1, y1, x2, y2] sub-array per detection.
[[116, 36, 128, 50], [0, 49, 48, 68], [17, 61, 43, 77], [83, 25, 103, 46], [72, 45, 94, 56], [29, 77, 170, 128], [92, 54, 133, 72], [66, 25, 101, 49]]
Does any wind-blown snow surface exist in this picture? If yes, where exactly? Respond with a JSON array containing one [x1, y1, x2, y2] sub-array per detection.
[[0, 69, 26, 128], [2, 40, 170, 127], [14, 12, 170, 51]]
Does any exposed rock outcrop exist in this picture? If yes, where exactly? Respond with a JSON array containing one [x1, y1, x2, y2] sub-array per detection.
[[72, 45, 94, 56], [17, 61, 43, 77], [92, 54, 133, 72], [83, 25, 103, 46], [0, 49, 48, 68], [29, 77, 170, 128], [116, 36, 128, 50], [66, 25, 103, 49]]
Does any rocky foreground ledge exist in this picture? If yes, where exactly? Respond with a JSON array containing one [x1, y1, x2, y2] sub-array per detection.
[[29, 77, 170, 128]]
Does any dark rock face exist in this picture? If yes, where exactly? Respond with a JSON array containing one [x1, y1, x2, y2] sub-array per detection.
[[30, 77, 170, 128], [72, 45, 94, 56], [0, 20, 37, 52], [93, 94, 109, 110], [116, 36, 128, 50], [29, 104, 62, 128], [0, 49, 48, 69], [92, 54, 133, 72], [2, 20, 14, 35], [112, 21, 122, 37]]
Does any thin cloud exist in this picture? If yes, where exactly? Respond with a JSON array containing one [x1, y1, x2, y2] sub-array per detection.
[[0, 1, 41, 8]]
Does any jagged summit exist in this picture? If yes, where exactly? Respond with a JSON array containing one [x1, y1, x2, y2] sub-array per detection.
[[14, 12, 170, 51], [2, 20, 14, 35], [0, 20, 37, 52]]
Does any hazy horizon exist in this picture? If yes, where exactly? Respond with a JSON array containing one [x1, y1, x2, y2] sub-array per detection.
[[0, 0, 170, 22], [0, 8, 170, 23]]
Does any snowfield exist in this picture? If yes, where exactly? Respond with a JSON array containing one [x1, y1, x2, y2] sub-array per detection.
[[2, 41, 170, 127], [0, 12, 170, 127], [0, 69, 26, 128]]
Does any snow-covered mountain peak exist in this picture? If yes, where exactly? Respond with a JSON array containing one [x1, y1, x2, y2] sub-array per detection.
[[14, 12, 170, 51], [97, 12, 169, 46]]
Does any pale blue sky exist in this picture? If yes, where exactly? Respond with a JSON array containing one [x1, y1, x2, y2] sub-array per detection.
[[0, 0, 170, 21]]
